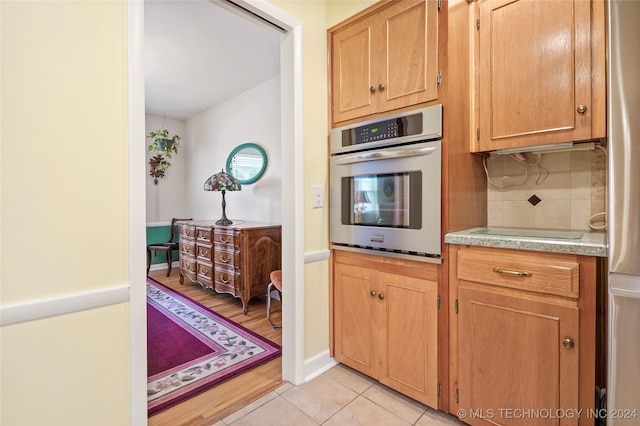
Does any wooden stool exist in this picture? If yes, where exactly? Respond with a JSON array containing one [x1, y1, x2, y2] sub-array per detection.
[[267, 270, 282, 328]]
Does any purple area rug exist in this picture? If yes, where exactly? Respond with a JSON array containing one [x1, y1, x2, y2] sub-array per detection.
[[147, 278, 281, 416]]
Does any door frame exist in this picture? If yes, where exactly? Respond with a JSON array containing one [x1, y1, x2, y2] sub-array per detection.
[[127, 1, 304, 423]]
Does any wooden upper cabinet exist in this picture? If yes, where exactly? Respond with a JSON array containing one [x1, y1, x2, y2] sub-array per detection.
[[472, 0, 606, 152], [329, 0, 439, 126]]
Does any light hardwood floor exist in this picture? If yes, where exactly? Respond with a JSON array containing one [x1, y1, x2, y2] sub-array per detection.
[[147, 269, 284, 426]]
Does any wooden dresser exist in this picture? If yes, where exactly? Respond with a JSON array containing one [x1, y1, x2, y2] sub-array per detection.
[[178, 220, 282, 314]]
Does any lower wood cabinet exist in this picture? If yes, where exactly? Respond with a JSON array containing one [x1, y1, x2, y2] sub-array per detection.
[[449, 245, 597, 426], [332, 249, 439, 408]]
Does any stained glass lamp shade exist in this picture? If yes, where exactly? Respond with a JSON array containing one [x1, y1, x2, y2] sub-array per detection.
[[204, 169, 242, 226]]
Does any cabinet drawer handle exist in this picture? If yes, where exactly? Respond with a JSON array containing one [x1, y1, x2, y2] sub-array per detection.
[[220, 255, 231, 263], [369, 86, 376, 93], [220, 236, 231, 243], [221, 275, 230, 284], [370, 291, 376, 297], [378, 293, 384, 300], [577, 104, 587, 113], [493, 267, 532, 277], [378, 83, 385, 91], [562, 338, 575, 349]]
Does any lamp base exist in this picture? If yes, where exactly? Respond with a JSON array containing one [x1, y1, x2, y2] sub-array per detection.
[[215, 217, 233, 226]]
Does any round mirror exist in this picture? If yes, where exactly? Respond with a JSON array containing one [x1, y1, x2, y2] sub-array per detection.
[[225, 143, 268, 185]]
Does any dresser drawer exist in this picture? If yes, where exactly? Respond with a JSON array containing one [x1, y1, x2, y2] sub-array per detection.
[[180, 240, 196, 257], [196, 227, 213, 244], [214, 243, 240, 267], [214, 228, 238, 247], [196, 244, 213, 261], [457, 247, 579, 298], [197, 261, 214, 281], [214, 264, 241, 292], [180, 256, 197, 282], [180, 224, 196, 239]]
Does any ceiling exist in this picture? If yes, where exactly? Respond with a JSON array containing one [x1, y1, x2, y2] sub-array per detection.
[[144, 0, 282, 121]]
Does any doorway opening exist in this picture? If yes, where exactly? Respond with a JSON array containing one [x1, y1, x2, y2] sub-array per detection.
[[128, 1, 304, 423]]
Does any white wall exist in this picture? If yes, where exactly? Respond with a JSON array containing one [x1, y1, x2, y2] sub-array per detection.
[[145, 115, 189, 224], [186, 76, 282, 224]]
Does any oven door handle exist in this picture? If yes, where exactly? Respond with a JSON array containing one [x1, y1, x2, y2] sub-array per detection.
[[333, 146, 437, 165]]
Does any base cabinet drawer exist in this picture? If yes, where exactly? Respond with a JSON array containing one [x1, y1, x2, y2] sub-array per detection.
[[457, 246, 579, 298]]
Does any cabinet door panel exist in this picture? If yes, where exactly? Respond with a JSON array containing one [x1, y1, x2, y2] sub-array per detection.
[[477, 0, 592, 151], [378, 272, 438, 407], [334, 264, 379, 378], [331, 15, 379, 124], [458, 286, 579, 426], [378, 0, 438, 113]]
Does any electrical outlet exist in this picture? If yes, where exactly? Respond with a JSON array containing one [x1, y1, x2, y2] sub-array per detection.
[[312, 185, 323, 208]]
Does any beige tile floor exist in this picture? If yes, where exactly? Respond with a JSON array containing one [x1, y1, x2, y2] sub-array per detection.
[[214, 364, 467, 426]]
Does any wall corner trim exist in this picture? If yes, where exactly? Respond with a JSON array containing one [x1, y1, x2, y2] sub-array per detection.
[[304, 250, 330, 264], [0, 285, 130, 327]]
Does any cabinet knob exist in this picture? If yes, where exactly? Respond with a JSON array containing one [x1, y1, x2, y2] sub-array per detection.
[[378, 84, 385, 91], [370, 291, 376, 297], [577, 104, 587, 113], [370, 86, 376, 93], [378, 293, 385, 300], [562, 338, 575, 349]]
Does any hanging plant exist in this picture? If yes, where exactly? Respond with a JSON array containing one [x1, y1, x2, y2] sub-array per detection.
[[147, 129, 181, 184]]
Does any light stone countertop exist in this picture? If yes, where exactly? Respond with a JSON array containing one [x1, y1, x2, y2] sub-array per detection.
[[444, 227, 607, 257]]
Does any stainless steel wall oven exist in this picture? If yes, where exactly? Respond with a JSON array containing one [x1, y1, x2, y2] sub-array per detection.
[[330, 105, 442, 262]]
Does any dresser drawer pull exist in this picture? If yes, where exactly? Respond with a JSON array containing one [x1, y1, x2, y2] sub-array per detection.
[[220, 255, 231, 263], [220, 236, 231, 243], [220, 275, 230, 284], [493, 267, 532, 277]]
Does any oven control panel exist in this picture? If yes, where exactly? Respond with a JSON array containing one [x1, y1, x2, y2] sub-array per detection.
[[330, 104, 442, 155]]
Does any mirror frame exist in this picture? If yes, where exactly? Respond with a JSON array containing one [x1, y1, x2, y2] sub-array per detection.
[[225, 143, 268, 185]]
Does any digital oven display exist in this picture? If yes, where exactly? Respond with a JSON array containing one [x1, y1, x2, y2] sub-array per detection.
[[340, 111, 424, 147]]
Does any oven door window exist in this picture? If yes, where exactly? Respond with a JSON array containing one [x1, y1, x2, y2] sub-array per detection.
[[341, 172, 422, 229]]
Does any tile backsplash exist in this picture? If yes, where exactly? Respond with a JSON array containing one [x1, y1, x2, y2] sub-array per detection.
[[485, 146, 607, 231]]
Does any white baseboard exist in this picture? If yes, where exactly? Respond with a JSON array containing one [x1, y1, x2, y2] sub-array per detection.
[[148, 261, 179, 272], [304, 349, 337, 382]]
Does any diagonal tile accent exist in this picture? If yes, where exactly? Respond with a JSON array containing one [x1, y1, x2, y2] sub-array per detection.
[[324, 395, 411, 426], [280, 374, 359, 424], [226, 397, 316, 426], [362, 383, 427, 424], [322, 363, 375, 394]]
